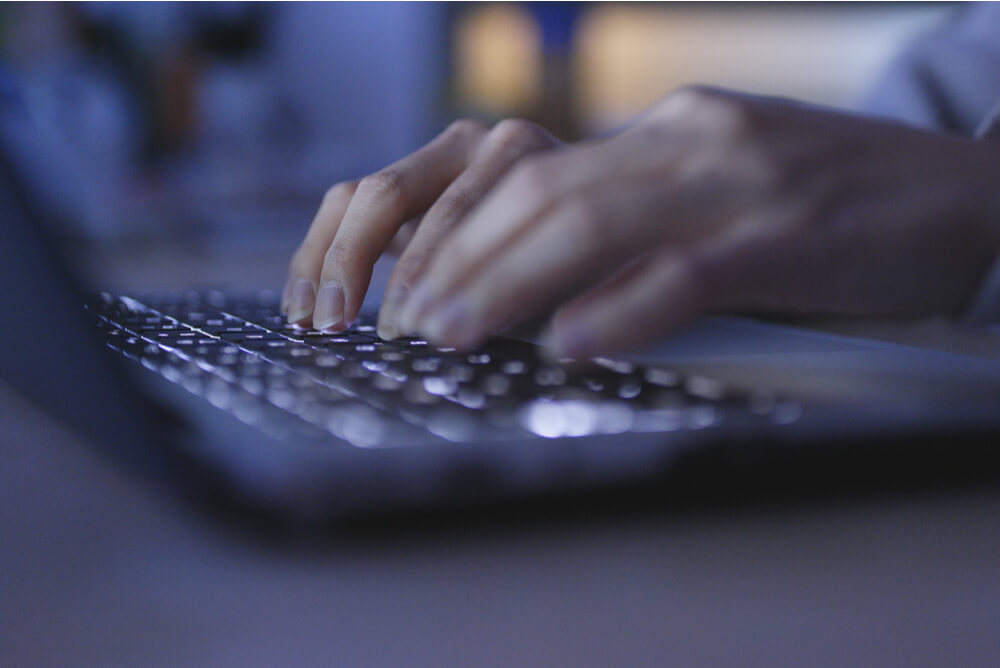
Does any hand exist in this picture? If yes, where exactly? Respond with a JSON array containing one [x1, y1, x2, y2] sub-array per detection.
[[281, 118, 561, 335], [388, 87, 1000, 356]]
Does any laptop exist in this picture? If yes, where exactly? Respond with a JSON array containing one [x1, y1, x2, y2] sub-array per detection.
[[4, 118, 1000, 523]]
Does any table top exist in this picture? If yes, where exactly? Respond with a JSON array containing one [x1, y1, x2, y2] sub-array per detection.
[[4, 379, 1000, 666], [4, 242, 1000, 666]]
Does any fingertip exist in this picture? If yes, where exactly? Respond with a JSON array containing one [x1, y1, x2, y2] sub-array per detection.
[[419, 296, 472, 346], [280, 274, 299, 314], [376, 312, 401, 341], [547, 316, 600, 360], [537, 326, 565, 363], [395, 280, 435, 337], [286, 278, 317, 325], [376, 323, 399, 341], [376, 285, 410, 340], [320, 322, 349, 334]]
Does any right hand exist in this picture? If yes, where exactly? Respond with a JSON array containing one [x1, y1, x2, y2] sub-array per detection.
[[281, 119, 562, 338]]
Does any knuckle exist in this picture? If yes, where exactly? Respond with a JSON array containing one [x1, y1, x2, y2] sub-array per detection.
[[660, 85, 752, 140], [322, 240, 362, 277], [668, 84, 726, 107], [322, 180, 357, 206], [359, 169, 407, 205], [489, 118, 548, 152], [446, 118, 488, 141], [391, 252, 427, 287], [432, 188, 477, 222], [332, 223, 390, 271]]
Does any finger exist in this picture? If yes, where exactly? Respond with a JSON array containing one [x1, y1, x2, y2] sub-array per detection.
[[395, 128, 737, 335], [410, 176, 652, 347], [394, 143, 610, 334], [385, 219, 420, 257], [378, 119, 559, 339], [283, 180, 358, 324], [543, 200, 811, 358], [546, 248, 711, 358], [313, 119, 487, 332], [411, 164, 754, 348]]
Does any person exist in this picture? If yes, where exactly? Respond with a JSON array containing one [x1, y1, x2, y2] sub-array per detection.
[[281, 5, 1000, 359]]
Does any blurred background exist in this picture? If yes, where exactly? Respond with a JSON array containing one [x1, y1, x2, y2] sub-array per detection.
[[0, 1, 954, 289]]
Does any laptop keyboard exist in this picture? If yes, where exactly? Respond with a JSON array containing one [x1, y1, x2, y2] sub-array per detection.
[[90, 290, 801, 447]]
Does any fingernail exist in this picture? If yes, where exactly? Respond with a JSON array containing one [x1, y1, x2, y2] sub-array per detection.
[[377, 285, 409, 340], [312, 280, 346, 331], [396, 280, 435, 335], [421, 296, 472, 344], [286, 279, 316, 324]]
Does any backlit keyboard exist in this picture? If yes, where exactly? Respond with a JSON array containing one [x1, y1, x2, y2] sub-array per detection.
[[90, 290, 800, 447]]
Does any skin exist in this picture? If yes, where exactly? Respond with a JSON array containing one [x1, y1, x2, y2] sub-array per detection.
[[283, 86, 1000, 358]]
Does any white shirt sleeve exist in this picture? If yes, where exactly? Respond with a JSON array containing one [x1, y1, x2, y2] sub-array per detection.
[[857, 5, 1000, 136]]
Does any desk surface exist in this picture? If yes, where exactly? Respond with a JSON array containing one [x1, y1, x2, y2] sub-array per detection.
[[4, 381, 1000, 666], [3, 244, 1000, 666]]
